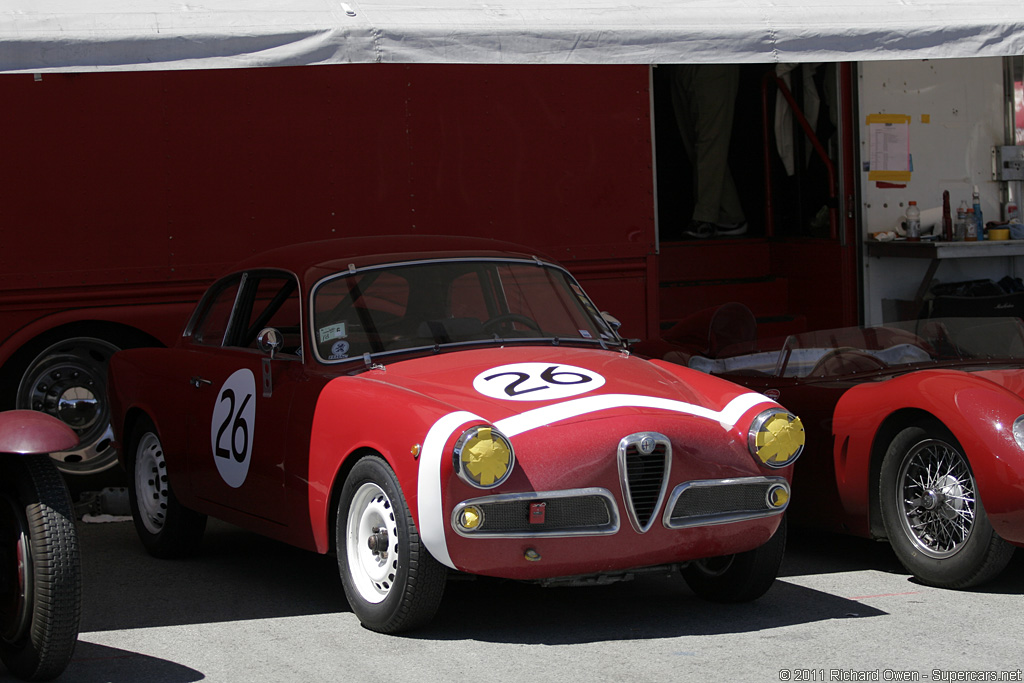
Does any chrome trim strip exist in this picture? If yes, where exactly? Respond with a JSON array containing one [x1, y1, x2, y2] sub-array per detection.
[[451, 487, 619, 538], [662, 476, 790, 529], [617, 431, 671, 534]]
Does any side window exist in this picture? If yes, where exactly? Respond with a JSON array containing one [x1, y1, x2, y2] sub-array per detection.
[[238, 275, 301, 356], [191, 277, 242, 347]]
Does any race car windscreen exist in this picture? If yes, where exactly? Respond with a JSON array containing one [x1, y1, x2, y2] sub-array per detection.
[[690, 317, 1024, 379], [311, 259, 622, 362]]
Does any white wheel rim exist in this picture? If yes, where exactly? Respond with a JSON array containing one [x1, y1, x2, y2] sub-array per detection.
[[346, 482, 399, 604], [135, 432, 169, 535]]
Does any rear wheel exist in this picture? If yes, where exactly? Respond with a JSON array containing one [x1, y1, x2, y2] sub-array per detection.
[[682, 516, 787, 602], [336, 456, 446, 633], [879, 424, 1014, 588], [0, 455, 81, 681], [126, 417, 206, 559]]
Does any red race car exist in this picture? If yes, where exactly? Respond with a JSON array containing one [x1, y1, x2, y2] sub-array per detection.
[[638, 303, 1024, 589], [108, 237, 803, 633]]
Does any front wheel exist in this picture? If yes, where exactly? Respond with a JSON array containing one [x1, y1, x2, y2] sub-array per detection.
[[879, 424, 1014, 588], [0, 455, 81, 681], [126, 417, 206, 559], [336, 456, 446, 633], [682, 516, 787, 603]]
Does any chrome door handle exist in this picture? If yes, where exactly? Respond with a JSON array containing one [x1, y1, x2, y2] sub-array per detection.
[[190, 376, 212, 388]]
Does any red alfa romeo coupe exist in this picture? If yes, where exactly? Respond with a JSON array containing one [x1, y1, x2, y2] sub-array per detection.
[[108, 237, 803, 633]]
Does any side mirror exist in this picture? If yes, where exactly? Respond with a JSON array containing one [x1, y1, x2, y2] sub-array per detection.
[[256, 328, 283, 359], [601, 312, 622, 331]]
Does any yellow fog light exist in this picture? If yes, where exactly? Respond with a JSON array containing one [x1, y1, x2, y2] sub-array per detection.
[[748, 409, 805, 468], [766, 483, 790, 510], [453, 426, 515, 489], [458, 505, 483, 531]]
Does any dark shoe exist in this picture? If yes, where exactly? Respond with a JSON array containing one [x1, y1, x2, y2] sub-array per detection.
[[714, 221, 748, 237], [684, 220, 715, 239]]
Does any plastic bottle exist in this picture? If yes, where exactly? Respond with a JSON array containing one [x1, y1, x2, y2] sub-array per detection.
[[905, 201, 921, 241], [955, 200, 969, 241], [972, 186, 984, 238], [1008, 203, 1020, 224], [965, 207, 978, 241]]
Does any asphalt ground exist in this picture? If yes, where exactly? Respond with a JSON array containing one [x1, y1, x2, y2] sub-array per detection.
[[20, 516, 1024, 683]]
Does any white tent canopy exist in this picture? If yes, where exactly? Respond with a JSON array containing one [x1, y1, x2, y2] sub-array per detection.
[[3, 0, 1024, 73]]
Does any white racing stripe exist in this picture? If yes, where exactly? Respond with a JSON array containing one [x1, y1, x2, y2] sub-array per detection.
[[494, 391, 772, 437], [416, 391, 775, 569], [417, 411, 481, 569]]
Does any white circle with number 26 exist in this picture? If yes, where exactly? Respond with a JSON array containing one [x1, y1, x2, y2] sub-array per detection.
[[210, 368, 256, 488], [473, 363, 605, 402]]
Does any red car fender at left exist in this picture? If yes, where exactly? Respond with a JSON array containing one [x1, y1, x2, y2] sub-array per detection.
[[306, 374, 465, 554], [831, 369, 1024, 538]]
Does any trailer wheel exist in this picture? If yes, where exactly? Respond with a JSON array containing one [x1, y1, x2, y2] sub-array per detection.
[[15, 337, 122, 479], [0, 454, 81, 682]]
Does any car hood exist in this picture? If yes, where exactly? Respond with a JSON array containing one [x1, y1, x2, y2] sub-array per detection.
[[968, 367, 1024, 399], [355, 345, 773, 428]]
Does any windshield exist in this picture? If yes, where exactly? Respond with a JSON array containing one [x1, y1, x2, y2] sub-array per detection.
[[310, 258, 621, 363], [689, 317, 1024, 379]]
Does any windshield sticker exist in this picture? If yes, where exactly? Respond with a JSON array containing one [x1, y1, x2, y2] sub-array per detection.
[[473, 362, 605, 402], [318, 322, 347, 344], [329, 340, 351, 359], [579, 330, 593, 338], [210, 368, 256, 488]]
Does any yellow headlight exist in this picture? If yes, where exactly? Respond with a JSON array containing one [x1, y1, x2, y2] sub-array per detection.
[[453, 426, 515, 489], [748, 410, 805, 468]]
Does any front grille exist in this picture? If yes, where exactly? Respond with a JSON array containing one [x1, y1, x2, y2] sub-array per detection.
[[618, 432, 671, 533], [453, 488, 618, 537], [665, 477, 789, 528]]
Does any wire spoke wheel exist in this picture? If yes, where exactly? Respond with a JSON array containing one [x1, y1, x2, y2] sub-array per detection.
[[880, 424, 1014, 588], [896, 438, 976, 558]]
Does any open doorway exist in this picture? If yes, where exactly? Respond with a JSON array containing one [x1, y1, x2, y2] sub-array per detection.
[[651, 62, 858, 334]]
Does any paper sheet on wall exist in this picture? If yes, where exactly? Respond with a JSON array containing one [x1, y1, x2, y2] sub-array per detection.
[[866, 114, 912, 182]]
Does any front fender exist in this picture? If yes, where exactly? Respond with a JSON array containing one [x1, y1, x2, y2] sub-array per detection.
[[306, 373, 469, 554], [832, 370, 1024, 539], [0, 410, 79, 455]]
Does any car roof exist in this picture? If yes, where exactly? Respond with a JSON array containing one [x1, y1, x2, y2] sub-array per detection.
[[232, 235, 556, 285]]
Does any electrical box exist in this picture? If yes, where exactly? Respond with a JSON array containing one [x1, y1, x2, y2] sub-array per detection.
[[994, 145, 1024, 181]]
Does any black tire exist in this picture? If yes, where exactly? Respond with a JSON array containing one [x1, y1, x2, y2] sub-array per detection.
[[336, 456, 446, 633], [0, 454, 81, 681], [126, 416, 206, 559], [12, 336, 123, 479], [682, 516, 787, 602], [879, 424, 1014, 588]]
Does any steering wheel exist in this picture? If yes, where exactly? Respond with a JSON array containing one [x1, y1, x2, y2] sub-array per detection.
[[808, 346, 888, 378], [482, 313, 542, 335]]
